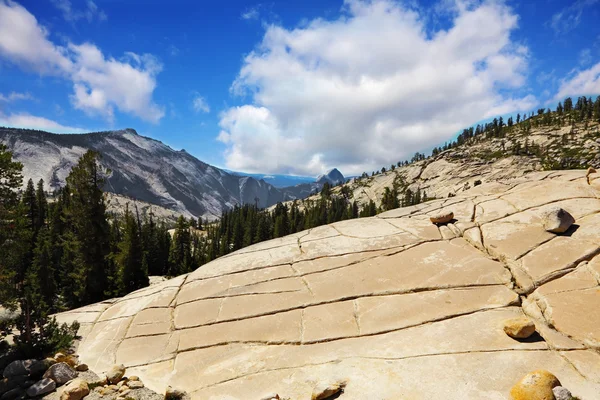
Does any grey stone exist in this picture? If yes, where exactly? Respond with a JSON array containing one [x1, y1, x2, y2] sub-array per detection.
[[126, 381, 144, 389], [106, 365, 125, 385], [29, 359, 56, 378], [25, 378, 56, 397], [2, 361, 34, 379], [541, 207, 575, 233], [42, 363, 77, 386], [552, 386, 574, 400], [430, 211, 454, 224]]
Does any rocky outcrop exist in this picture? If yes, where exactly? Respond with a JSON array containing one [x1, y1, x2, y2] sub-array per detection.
[[54, 170, 600, 399]]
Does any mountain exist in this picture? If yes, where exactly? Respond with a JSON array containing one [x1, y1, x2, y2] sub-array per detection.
[[0, 127, 299, 220], [225, 170, 316, 188], [316, 168, 345, 185]]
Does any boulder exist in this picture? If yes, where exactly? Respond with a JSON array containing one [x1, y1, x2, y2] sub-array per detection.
[[126, 380, 144, 389], [430, 211, 454, 224], [311, 381, 345, 400], [60, 379, 89, 400], [510, 370, 560, 400], [43, 363, 78, 386], [503, 317, 536, 339], [74, 364, 88, 372], [26, 378, 56, 397], [106, 364, 125, 384], [165, 386, 187, 400], [2, 360, 33, 379], [541, 207, 575, 233], [29, 358, 57, 377], [552, 386, 574, 400]]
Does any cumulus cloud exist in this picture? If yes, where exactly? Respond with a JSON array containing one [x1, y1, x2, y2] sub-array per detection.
[[219, 0, 534, 176], [51, 0, 107, 23], [555, 62, 600, 101], [0, 112, 84, 132], [0, 91, 34, 102], [192, 95, 210, 113], [0, 0, 163, 123]]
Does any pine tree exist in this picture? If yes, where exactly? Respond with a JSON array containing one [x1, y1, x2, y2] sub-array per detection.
[[0, 144, 23, 319], [62, 150, 111, 306], [117, 205, 148, 294], [30, 229, 57, 312], [169, 216, 192, 276], [35, 179, 47, 231]]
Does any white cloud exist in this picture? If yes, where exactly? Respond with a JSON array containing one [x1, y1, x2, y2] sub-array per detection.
[[241, 6, 260, 20], [549, 0, 598, 35], [0, 91, 34, 102], [555, 62, 600, 101], [51, 0, 107, 23], [192, 95, 210, 113], [0, 0, 163, 123], [579, 48, 592, 66], [219, 0, 534, 176], [0, 112, 84, 132]]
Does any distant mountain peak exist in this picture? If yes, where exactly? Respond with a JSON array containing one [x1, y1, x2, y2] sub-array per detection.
[[316, 168, 345, 185]]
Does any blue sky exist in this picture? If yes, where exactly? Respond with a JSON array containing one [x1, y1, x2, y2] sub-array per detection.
[[0, 0, 599, 176]]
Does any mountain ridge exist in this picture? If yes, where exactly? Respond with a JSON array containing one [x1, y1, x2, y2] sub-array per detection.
[[0, 127, 333, 220]]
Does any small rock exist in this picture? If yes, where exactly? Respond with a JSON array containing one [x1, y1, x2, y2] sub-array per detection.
[[0, 387, 25, 400], [165, 386, 187, 400], [3, 360, 34, 379], [118, 385, 129, 393], [503, 317, 536, 339], [430, 211, 454, 224], [116, 380, 126, 388], [43, 363, 78, 386], [127, 376, 139, 382], [60, 379, 89, 400], [510, 370, 561, 400], [311, 381, 345, 400], [106, 364, 125, 384], [53, 353, 67, 363], [74, 364, 88, 372], [86, 375, 107, 389], [541, 207, 575, 233], [26, 378, 56, 397], [126, 380, 144, 389], [119, 389, 131, 396], [29, 358, 57, 377], [552, 386, 574, 400]]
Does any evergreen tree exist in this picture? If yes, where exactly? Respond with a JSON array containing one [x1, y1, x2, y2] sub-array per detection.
[[117, 205, 148, 294], [35, 179, 47, 231], [0, 144, 23, 319], [62, 150, 111, 306], [168, 216, 192, 275]]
